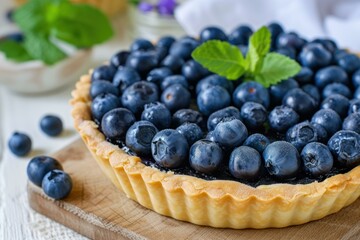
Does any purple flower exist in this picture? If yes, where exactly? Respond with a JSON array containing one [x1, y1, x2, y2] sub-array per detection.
[[138, 2, 154, 13], [157, 0, 176, 16]]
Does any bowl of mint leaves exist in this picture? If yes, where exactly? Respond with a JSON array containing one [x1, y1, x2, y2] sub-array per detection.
[[0, 0, 113, 93]]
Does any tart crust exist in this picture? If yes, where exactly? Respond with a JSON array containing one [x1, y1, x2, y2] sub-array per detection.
[[71, 73, 360, 229]]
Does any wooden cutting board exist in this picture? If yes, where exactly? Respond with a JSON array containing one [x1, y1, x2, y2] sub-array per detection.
[[28, 139, 360, 240]]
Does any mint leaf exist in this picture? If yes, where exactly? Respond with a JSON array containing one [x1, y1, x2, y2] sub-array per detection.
[[23, 34, 67, 65], [0, 39, 33, 62], [246, 26, 271, 72], [52, 3, 114, 47], [255, 53, 301, 88], [192, 40, 245, 80]]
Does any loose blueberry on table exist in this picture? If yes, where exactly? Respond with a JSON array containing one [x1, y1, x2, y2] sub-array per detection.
[[89, 23, 360, 187]]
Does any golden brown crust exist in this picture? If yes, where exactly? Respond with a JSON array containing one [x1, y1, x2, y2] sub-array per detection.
[[70, 74, 360, 229]]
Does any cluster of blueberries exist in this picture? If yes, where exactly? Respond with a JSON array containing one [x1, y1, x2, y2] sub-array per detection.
[[90, 22, 360, 182]]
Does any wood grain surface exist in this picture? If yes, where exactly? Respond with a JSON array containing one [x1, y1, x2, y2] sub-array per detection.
[[28, 139, 360, 240]]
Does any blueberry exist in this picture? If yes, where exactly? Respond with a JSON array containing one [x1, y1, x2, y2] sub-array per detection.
[[205, 131, 216, 142], [263, 141, 300, 179], [321, 94, 350, 118], [197, 86, 231, 116], [311, 123, 328, 143], [314, 66, 349, 89], [229, 146, 262, 181], [355, 87, 360, 100], [322, 83, 352, 99], [299, 43, 332, 69], [154, 47, 168, 63], [286, 121, 319, 151], [282, 88, 317, 116], [189, 140, 223, 174], [5, 32, 24, 42], [182, 60, 209, 83], [90, 80, 119, 99], [125, 121, 158, 156], [110, 51, 130, 68], [91, 65, 116, 82], [141, 102, 171, 130], [151, 129, 189, 168], [130, 38, 155, 52], [91, 93, 121, 122], [161, 84, 191, 112], [196, 74, 233, 94], [343, 113, 360, 134], [337, 53, 360, 74], [207, 106, 241, 131], [268, 22, 284, 49], [243, 133, 270, 153], [301, 84, 320, 104], [349, 99, 360, 115], [126, 51, 158, 75], [294, 67, 313, 84], [269, 78, 299, 104], [157, 36, 176, 50], [233, 81, 270, 109], [277, 32, 305, 51], [161, 75, 188, 90], [240, 102, 267, 130], [228, 25, 253, 45], [101, 108, 136, 140], [301, 142, 333, 177], [213, 118, 248, 150], [169, 38, 199, 60], [311, 109, 342, 136], [275, 47, 296, 59], [172, 109, 204, 128], [27, 156, 63, 187], [200, 26, 227, 42], [42, 170, 72, 200], [268, 105, 299, 133], [121, 81, 159, 115], [8, 132, 32, 157], [352, 69, 360, 89], [146, 67, 173, 86], [328, 130, 360, 167], [334, 49, 348, 62], [161, 55, 185, 72], [113, 66, 141, 93], [176, 123, 203, 145], [40, 115, 63, 136], [311, 38, 337, 53]]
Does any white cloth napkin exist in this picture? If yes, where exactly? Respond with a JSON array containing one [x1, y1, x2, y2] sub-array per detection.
[[175, 0, 360, 51]]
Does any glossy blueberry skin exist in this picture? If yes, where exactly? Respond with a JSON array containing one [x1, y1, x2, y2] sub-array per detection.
[[126, 51, 158, 75], [263, 141, 301, 179], [343, 113, 360, 134], [240, 102, 267, 130], [228, 25, 253, 45], [160, 55, 185, 73], [321, 94, 350, 118], [311, 123, 328, 143], [337, 53, 360, 74], [205, 131, 216, 142], [232, 81, 270, 109], [121, 81, 159, 115], [154, 47, 168, 63], [169, 38, 199, 60], [110, 51, 130, 68], [91, 65, 116, 82], [42, 170, 72, 200], [352, 69, 360, 89], [311, 109, 342, 136], [101, 108, 136, 140], [130, 38, 155, 52], [141, 102, 171, 130], [90, 80, 119, 99], [268, 105, 299, 133], [8, 132, 32, 156], [200, 26, 227, 42], [176, 123, 203, 145], [207, 106, 240, 131], [282, 88, 317, 116], [189, 140, 223, 174], [161, 75, 188, 90], [268, 22, 284, 49], [301, 142, 333, 177], [243, 133, 270, 153], [355, 88, 360, 100], [27, 156, 63, 187], [314, 66, 349, 89], [275, 47, 296, 59], [197, 86, 231, 116], [299, 43, 332, 70], [182, 60, 209, 83], [172, 109, 204, 128], [229, 146, 262, 180], [311, 38, 337, 53], [40, 115, 63, 136], [349, 99, 360, 115], [276, 32, 305, 51], [301, 84, 320, 104], [125, 121, 158, 156], [322, 83, 352, 99], [213, 118, 248, 150], [328, 130, 360, 167], [286, 121, 319, 151], [91, 93, 120, 122], [146, 67, 173, 86], [294, 67, 313, 85], [270, 78, 299, 104], [113, 66, 141, 93], [161, 84, 191, 112], [151, 129, 189, 168], [196, 75, 233, 94], [157, 36, 176, 50]]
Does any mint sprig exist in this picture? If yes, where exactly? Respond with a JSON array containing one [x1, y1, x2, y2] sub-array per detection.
[[192, 26, 301, 88]]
